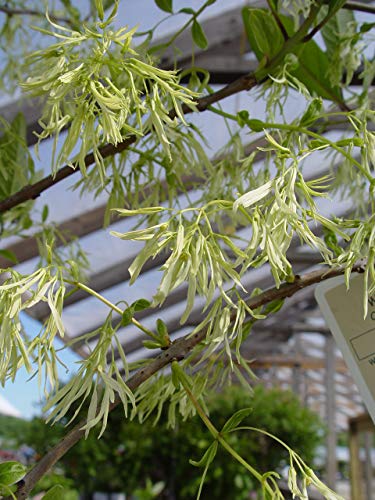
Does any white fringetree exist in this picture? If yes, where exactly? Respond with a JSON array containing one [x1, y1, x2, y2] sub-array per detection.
[[0, 0, 374, 498]]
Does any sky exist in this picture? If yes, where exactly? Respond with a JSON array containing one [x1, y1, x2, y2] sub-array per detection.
[[0, 314, 81, 419]]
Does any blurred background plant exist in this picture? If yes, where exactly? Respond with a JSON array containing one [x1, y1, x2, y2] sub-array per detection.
[[0, 384, 323, 499]]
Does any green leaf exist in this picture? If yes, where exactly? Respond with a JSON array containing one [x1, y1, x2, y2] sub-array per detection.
[[326, 0, 348, 14], [360, 22, 375, 34], [291, 39, 343, 102], [143, 340, 162, 349], [171, 364, 180, 388], [242, 8, 284, 60], [323, 227, 343, 256], [42, 485, 65, 499], [103, 0, 117, 10], [94, 0, 104, 20], [263, 298, 285, 315], [179, 7, 195, 14], [155, 0, 173, 13], [246, 118, 266, 132], [190, 441, 218, 467], [131, 298, 151, 312], [221, 408, 253, 433], [0, 249, 18, 265], [0, 461, 27, 486], [42, 205, 49, 223], [61, 0, 81, 21], [114, 206, 166, 216], [309, 139, 327, 149], [242, 8, 344, 104], [22, 216, 33, 230], [191, 20, 208, 49], [121, 307, 133, 327], [236, 110, 250, 128], [156, 318, 168, 338], [336, 138, 363, 147], [171, 361, 191, 389], [156, 318, 170, 346], [321, 8, 355, 57], [300, 98, 323, 127]]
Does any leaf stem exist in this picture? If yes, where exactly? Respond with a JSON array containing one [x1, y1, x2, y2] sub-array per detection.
[[0, 6, 73, 26], [65, 280, 159, 341], [344, 1, 375, 14], [150, 0, 214, 54], [207, 105, 238, 121], [0, 484, 17, 500], [132, 317, 159, 341], [176, 365, 271, 491], [66, 280, 122, 314]]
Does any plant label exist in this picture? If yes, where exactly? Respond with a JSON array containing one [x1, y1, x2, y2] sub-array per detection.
[[315, 274, 375, 424]]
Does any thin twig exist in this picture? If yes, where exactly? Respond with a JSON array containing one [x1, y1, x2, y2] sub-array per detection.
[[303, 1, 352, 43], [343, 1, 375, 14], [0, 6, 73, 27], [266, 0, 289, 40], [12, 262, 365, 499], [305, 1, 375, 43]]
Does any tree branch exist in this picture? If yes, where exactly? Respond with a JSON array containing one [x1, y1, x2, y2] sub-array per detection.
[[16, 84, 239, 215], [0, 74, 257, 216], [302, 0, 375, 43], [13, 262, 365, 499]]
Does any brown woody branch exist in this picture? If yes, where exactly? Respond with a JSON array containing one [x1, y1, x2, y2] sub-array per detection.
[[0, 74, 257, 216], [343, 2, 375, 14], [13, 262, 365, 499]]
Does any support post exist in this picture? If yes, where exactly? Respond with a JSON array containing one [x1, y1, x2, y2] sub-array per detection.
[[364, 431, 373, 500], [292, 334, 302, 398], [325, 334, 337, 489], [349, 420, 364, 500]]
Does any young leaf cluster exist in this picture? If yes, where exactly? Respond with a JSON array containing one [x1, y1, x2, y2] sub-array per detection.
[[0, 461, 27, 499], [0, 266, 65, 389], [21, 6, 197, 179], [44, 314, 135, 438]]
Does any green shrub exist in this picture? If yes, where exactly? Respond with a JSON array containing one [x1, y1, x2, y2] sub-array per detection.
[[1, 385, 322, 499]]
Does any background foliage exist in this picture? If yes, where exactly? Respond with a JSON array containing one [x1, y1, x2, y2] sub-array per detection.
[[0, 385, 323, 499]]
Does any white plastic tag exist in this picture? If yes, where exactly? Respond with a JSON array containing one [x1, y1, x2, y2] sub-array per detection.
[[315, 273, 375, 424]]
